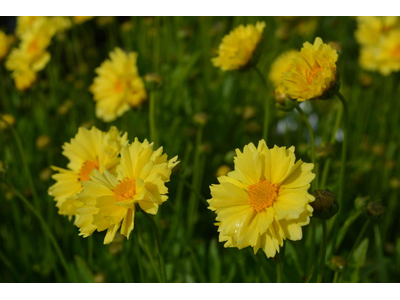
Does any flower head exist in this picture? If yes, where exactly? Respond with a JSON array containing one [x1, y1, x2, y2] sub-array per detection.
[[268, 49, 298, 87], [281, 37, 338, 101], [212, 22, 266, 71], [74, 138, 179, 244], [356, 17, 400, 75], [90, 47, 147, 122], [48, 126, 128, 218], [0, 30, 12, 61], [208, 140, 315, 258], [6, 17, 55, 90]]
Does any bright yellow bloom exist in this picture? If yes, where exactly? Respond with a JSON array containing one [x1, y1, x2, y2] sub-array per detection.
[[90, 47, 147, 122], [0, 31, 12, 60], [15, 16, 41, 38], [48, 126, 128, 218], [212, 22, 266, 71], [52, 17, 72, 33], [281, 37, 338, 101], [268, 49, 298, 87], [356, 17, 400, 75], [73, 16, 94, 25], [208, 140, 315, 258], [75, 138, 179, 244], [6, 17, 55, 90]]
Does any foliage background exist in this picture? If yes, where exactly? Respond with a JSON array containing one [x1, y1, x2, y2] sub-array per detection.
[[0, 16, 399, 283]]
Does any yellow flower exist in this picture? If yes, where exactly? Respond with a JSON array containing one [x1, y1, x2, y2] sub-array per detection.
[[212, 22, 266, 71], [74, 138, 179, 244], [48, 126, 128, 218], [0, 31, 12, 60], [90, 47, 147, 122], [6, 17, 55, 90], [208, 140, 315, 258], [281, 37, 338, 101], [15, 16, 41, 37], [0, 114, 15, 130], [268, 49, 298, 87], [355, 17, 399, 47], [216, 165, 232, 177], [73, 16, 94, 25], [52, 17, 72, 34]]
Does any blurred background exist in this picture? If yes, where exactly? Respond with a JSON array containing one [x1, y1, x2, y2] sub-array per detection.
[[0, 16, 399, 283]]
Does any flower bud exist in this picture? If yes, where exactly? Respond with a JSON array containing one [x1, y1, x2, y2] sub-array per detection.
[[193, 112, 209, 126], [367, 201, 386, 219], [144, 73, 163, 91], [328, 256, 346, 272], [311, 189, 339, 219], [354, 195, 369, 211]]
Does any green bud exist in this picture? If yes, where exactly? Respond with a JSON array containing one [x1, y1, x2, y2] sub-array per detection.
[[328, 256, 346, 272], [367, 201, 386, 219], [311, 189, 339, 219], [354, 196, 369, 211], [144, 73, 163, 91]]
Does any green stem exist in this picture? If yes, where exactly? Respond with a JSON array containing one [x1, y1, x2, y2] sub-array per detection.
[[276, 243, 286, 283], [374, 224, 388, 282], [0, 115, 40, 209], [317, 220, 327, 283], [149, 91, 158, 148], [336, 92, 349, 209], [2, 178, 69, 275], [295, 105, 317, 190], [88, 235, 93, 266], [347, 219, 370, 262], [142, 212, 166, 283], [253, 66, 269, 143], [333, 271, 339, 283]]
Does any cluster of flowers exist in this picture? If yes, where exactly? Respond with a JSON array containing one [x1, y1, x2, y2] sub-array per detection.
[[355, 16, 400, 76], [49, 126, 178, 244]]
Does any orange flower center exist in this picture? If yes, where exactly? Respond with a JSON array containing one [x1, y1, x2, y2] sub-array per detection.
[[114, 79, 125, 93], [79, 157, 99, 182], [113, 177, 136, 201], [249, 180, 279, 212], [392, 45, 400, 59], [306, 66, 324, 85], [28, 39, 39, 54]]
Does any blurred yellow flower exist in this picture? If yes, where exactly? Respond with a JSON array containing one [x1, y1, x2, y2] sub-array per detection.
[[0, 114, 15, 129], [75, 138, 179, 244], [97, 16, 115, 27], [6, 17, 55, 90], [15, 16, 41, 37], [212, 22, 266, 71], [36, 135, 51, 149], [356, 17, 400, 76], [73, 16, 94, 25], [52, 17, 72, 34], [208, 140, 315, 258], [48, 126, 128, 218], [90, 47, 147, 122], [281, 37, 338, 101], [0, 31, 12, 60], [216, 165, 232, 177], [268, 49, 298, 87]]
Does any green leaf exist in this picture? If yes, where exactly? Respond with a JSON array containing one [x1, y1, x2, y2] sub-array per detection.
[[208, 238, 221, 283], [351, 238, 369, 283], [74, 255, 94, 283]]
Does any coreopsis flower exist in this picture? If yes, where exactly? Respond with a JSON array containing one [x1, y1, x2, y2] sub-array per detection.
[[48, 126, 128, 218], [6, 17, 55, 90], [73, 16, 94, 25], [212, 21, 266, 71], [356, 17, 400, 75], [268, 49, 298, 87], [208, 140, 315, 258], [0, 30, 12, 60], [281, 37, 338, 101], [90, 47, 147, 122], [75, 138, 179, 244]]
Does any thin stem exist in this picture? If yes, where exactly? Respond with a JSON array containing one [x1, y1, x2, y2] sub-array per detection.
[[2, 178, 69, 275], [317, 220, 327, 283], [88, 235, 93, 266], [295, 105, 317, 190], [347, 219, 370, 262], [374, 224, 388, 282], [253, 66, 269, 142], [149, 91, 158, 148], [336, 92, 349, 209], [333, 271, 339, 283], [276, 243, 286, 283], [142, 212, 166, 283], [0, 115, 40, 209]]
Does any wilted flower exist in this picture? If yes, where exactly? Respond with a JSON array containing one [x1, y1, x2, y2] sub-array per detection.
[[281, 37, 339, 101], [212, 22, 266, 71], [208, 140, 315, 258], [75, 138, 179, 244], [90, 47, 147, 122], [48, 126, 128, 218]]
